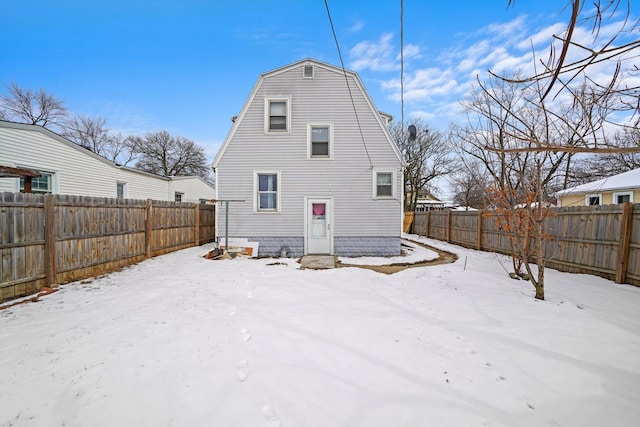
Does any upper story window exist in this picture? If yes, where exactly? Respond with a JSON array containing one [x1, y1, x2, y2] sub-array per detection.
[[255, 171, 280, 212], [20, 172, 53, 194], [586, 194, 601, 206], [374, 171, 394, 198], [308, 124, 332, 158], [175, 192, 183, 202], [265, 99, 289, 133], [613, 191, 633, 204]]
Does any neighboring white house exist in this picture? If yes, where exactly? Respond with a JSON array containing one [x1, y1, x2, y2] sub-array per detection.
[[555, 168, 640, 207], [0, 120, 215, 203], [213, 58, 404, 257]]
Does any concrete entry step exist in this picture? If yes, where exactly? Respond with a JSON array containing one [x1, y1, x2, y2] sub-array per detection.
[[300, 255, 336, 269]]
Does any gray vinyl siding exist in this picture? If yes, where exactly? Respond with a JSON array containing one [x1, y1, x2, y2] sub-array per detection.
[[215, 61, 403, 250]]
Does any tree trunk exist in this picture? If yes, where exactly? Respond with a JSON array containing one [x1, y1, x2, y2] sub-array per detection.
[[534, 221, 545, 300]]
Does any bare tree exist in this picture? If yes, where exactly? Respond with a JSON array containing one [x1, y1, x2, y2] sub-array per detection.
[[495, 0, 640, 153], [575, 127, 640, 181], [391, 120, 456, 211], [449, 164, 490, 209], [458, 76, 577, 300], [131, 131, 210, 180], [0, 82, 68, 129], [105, 132, 138, 166], [64, 114, 109, 153]]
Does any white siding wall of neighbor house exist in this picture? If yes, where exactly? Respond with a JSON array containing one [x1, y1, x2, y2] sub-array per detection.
[[0, 125, 118, 196], [0, 122, 215, 202], [169, 176, 216, 202], [116, 168, 170, 201], [215, 60, 403, 256]]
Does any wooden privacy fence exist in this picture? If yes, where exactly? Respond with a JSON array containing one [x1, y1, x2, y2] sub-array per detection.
[[0, 192, 215, 302], [412, 203, 639, 286]]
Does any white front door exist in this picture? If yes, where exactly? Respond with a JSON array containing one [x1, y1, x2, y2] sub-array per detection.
[[306, 198, 332, 254]]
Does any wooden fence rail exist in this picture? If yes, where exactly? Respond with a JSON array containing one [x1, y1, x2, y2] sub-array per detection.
[[0, 192, 215, 302], [412, 203, 639, 287]]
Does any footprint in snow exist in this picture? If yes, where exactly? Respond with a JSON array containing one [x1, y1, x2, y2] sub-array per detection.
[[241, 329, 252, 342], [262, 405, 281, 427], [236, 360, 249, 382]]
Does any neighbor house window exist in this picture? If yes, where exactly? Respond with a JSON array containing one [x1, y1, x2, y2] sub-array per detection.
[[175, 192, 183, 202], [265, 99, 289, 132], [586, 194, 601, 206], [613, 191, 633, 204], [117, 182, 127, 199], [20, 172, 53, 194], [308, 124, 332, 158], [256, 172, 280, 212], [375, 171, 393, 198]]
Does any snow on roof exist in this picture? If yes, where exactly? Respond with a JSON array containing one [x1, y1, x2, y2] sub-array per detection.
[[555, 168, 640, 196]]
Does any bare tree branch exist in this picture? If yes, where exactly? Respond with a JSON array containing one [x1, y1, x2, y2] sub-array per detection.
[[0, 82, 68, 128]]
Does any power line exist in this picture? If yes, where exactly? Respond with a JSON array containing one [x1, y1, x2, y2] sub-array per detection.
[[324, 0, 374, 169], [400, 0, 405, 135]]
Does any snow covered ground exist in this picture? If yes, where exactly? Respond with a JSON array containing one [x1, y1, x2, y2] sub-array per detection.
[[1, 235, 639, 427]]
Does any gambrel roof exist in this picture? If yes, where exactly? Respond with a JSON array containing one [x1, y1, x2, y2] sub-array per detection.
[[213, 58, 403, 167]]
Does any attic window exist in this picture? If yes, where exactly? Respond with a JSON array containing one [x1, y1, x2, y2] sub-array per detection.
[[303, 65, 314, 78]]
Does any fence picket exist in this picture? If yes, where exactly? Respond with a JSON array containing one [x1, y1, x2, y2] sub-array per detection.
[[1, 193, 215, 302], [413, 204, 638, 286]]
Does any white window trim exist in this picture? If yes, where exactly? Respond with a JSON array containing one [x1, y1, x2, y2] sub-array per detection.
[[254, 170, 281, 213], [373, 170, 395, 199], [613, 191, 634, 204], [303, 64, 314, 78], [15, 167, 58, 194], [264, 97, 291, 134], [174, 191, 184, 202], [117, 182, 128, 199], [586, 193, 602, 206], [307, 123, 334, 159]]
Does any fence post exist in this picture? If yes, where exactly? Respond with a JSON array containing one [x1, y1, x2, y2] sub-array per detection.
[[194, 204, 200, 247], [477, 209, 483, 251], [145, 199, 153, 258], [44, 194, 57, 288], [426, 211, 431, 238], [447, 210, 452, 243], [615, 202, 633, 284]]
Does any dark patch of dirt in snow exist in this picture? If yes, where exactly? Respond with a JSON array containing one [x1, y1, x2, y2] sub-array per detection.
[[336, 240, 458, 274]]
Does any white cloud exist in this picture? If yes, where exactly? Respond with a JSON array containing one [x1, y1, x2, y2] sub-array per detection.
[[398, 43, 422, 61], [349, 33, 398, 72], [360, 14, 637, 131], [516, 22, 565, 50], [483, 15, 528, 39], [348, 20, 364, 33], [409, 110, 435, 122]]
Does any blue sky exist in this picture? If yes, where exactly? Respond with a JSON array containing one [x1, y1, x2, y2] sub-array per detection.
[[1, 0, 626, 165]]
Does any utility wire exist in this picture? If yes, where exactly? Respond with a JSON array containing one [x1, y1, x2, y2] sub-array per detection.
[[400, 0, 405, 135], [324, 0, 374, 168]]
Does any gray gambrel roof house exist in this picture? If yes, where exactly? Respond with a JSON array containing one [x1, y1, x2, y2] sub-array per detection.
[[213, 58, 404, 257]]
